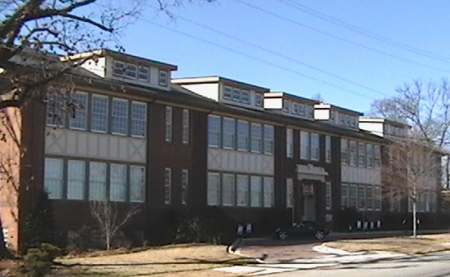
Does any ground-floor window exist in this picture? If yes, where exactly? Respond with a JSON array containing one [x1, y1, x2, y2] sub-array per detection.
[[341, 183, 381, 211]]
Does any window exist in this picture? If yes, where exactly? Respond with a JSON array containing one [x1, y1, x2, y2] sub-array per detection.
[[286, 178, 294, 208], [357, 185, 365, 210], [222, 174, 235, 206], [325, 182, 332, 210], [291, 102, 297, 114], [126, 63, 137, 79], [232, 88, 240, 102], [113, 60, 126, 76], [237, 120, 249, 151], [358, 142, 366, 167], [374, 145, 381, 167], [223, 86, 232, 100], [67, 160, 85, 200], [91, 94, 108, 133], [182, 109, 189, 144], [250, 123, 262, 153], [250, 176, 262, 207], [69, 92, 88, 130], [165, 106, 172, 142], [208, 115, 221, 147], [164, 168, 172, 204], [207, 172, 220, 206], [47, 93, 66, 127], [310, 133, 320, 161], [44, 158, 63, 199], [89, 162, 107, 201], [366, 186, 373, 210], [255, 94, 263, 107], [223, 117, 236, 149], [131, 101, 147, 137], [241, 90, 250, 104], [366, 144, 374, 168], [236, 175, 249, 207], [300, 131, 309, 159], [130, 166, 145, 203], [341, 139, 349, 165], [110, 164, 126, 202], [349, 140, 357, 166], [349, 185, 357, 208], [159, 70, 169, 86], [111, 98, 128, 135], [181, 169, 188, 205], [138, 66, 150, 81], [263, 177, 274, 207], [341, 184, 348, 208], [282, 100, 290, 113], [325, 136, 331, 163], [286, 128, 293, 158], [374, 186, 381, 210], [263, 125, 274, 154]]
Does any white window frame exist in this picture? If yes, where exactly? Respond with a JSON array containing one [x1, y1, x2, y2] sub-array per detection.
[[44, 158, 64, 199], [130, 166, 145, 203], [286, 128, 293, 158], [222, 173, 235, 206], [358, 142, 366, 167], [208, 115, 221, 148], [341, 139, 349, 165], [137, 65, 150, 82], [182, 109, 189, 144], [159, 69, 169, 86], [325, 135, 331, 163], [263, 125, 274, 155], [125, 63, 137, 79], [282, 100, 290, 113], [263, 177, 274, 208], [67, 160, 86, 200], [237, 120, 249, 151], [165, 106, 172, 142], [349, 140, 357, 166], [89, 162, 107, 201], [113, 60, 126, 77], [251, 123, 262, 153], [69, 91, 88, 130], [110, 164, 127, 202], [300, 131, 310, 160], [222, 117, 236, 149], [236, 174, 249, 207], [223, 86, 232, 100], [255, 93, 263, 107], [250, 176, 262, 207], [91, 94, 108, 133], [46, 93, 66, 127], [131, 101, 147, 138], [286, 178, 294, 208], [310, 133, 320, 161], [111, 97, 129, 135], [207, 172, 220, 206]]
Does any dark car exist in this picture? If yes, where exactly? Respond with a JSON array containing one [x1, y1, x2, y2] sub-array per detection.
[[275, 221, 329, 240]]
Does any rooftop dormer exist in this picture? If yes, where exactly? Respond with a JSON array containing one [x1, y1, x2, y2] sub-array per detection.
[[314, 103, 363, 129], [359, 118, 410, 138], [64, 49, 177, 91], [172, 76, 269, 110], [264, 92, 318, 120]]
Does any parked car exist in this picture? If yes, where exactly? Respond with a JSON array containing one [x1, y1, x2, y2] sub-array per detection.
[[275, 221, 329, 240]]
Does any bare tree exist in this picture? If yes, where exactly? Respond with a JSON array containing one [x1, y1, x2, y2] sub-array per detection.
[[90, 200, 140, 250]]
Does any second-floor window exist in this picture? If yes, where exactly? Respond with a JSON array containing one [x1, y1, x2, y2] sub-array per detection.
[[182, 109, 189, 144], [325, 136, 332, 163], [208, 115, 221, 147], [251, 123, 262, 153], [286, 128, 293, 158], [165, 106, 172, 142], [264, 125, 274, 154], [91, 94, 108, 133], [237, 120, 249, 151], [131, 101, 147, 137], [69, 92, 88, 130], [300, 131, 310, 160], [223, 117, 236, 149], [341, 139, 349, 165], [111, 98, 128, 135]]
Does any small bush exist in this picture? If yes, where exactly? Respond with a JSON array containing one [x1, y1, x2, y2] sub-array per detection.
[[21, 243, 61, 277]]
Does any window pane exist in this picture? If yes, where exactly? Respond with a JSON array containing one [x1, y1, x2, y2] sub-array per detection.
[[341, 139, 349, 165], [236, 175, 249, 207], [69, 92, 87, 130], [110, 164, 126, 202], [237, 120, 249, 151], [255, 94, 263, 107], [207, 172, 220, 206], [91, 95, 108, 132], [251, 123, 262, 153], [44, 158, 63, 199], [112, 98, 128, 135], [89, 162, 107, 201], [310, 133, 319, 161], [325, 182, 332, 210], [300, 131, 309, 159], [358, 142, 366, 167], [164, 168, 172, 204], [182, 109, 189, 144], [263, 125, 274, 154], [130, 166, 145, 203], [223, 86, 232, 100], [223, 117, 235, 149], [159, 70, 168, 86], [46, 93, 66, 127], [374, 145, 381, 167], [113, 61, 125, 76], [138, 66, 149, 81], [349, 141, 357, 166], [241, 90, 250, 104], [341, 184, 348, 208], [286, 178, 293, 208], [286, 129, 293, 158], [222, 174, 235, 206], [349, 185, 357, 208], [131, 101, 147, 137], [325, 136, 331, 163], [208, 115, 221, 147], [126, 63, 137, 79], [165, 106, 172, 142], [67, 160, 85, 200], [263, 177, 274, 207], [181, 169, 188, 205], [366, 144, 374, 167], [358, 185, 366, 210], [250, 176, 262, 207]]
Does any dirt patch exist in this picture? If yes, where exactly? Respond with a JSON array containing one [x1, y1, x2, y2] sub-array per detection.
[[324, 233, 450, 254]]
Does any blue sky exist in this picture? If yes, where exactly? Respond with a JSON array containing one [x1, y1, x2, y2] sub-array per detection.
[[118, 0, 450, 114]]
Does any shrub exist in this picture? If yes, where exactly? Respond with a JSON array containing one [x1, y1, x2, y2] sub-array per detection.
[[21, 243, 61, 277]]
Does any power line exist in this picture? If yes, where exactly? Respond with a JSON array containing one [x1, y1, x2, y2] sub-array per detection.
[[277, 0, 450, 63], [232, 0, 450, 74], [139, 17, 379, 102]]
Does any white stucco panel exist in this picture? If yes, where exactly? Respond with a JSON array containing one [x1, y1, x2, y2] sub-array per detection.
[[45, 128, 146, 163], [208, 149, 274, 175], [341, 166, 381, 185]]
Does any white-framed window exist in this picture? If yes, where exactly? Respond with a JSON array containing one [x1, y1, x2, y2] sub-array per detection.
[[366, 144, 374, 168], [232, 88, 240, 102], [44, 158, 63, 199], [130, 166, 145, 203], [164, 168, 172, 204], [250, 176, 262, 207], [310, 133, 320, 161], [126, 63, 137, 79], [207, 172, 220, 206], [67, 160, 85, 200], [357, 185, 366, 210], [241, 90, 250, 104], [237, 120, 249, 151], [181, 169, 188, 205], [222, 117, 236, 149], [341, 184, 348, 208], [131, 101, 147, 137], [222, 173, 235, 206], [208, 115, 221, 147], [236, 174, 249, 207], [286, 128, 293, 158], [89, 162, 107, 201], [286, 178, 294, 208], [358, 142, 366, 167], [263, 125, 274, 154], [223, 86, 232, 100], [282, 100, 290, 113], [69, 91, 88, 130], [349, 140, 357, 166], [250, 123, 262, 153], [47, 93, 66, 127], [349, 184, 357, 208], [366, 185, 373, 210], [159, 69, 169, 86], [263, 177, 274, 207], [255, 94, 263, 107], [110, 164, 126, 202], [165, 106, 172, 142], [300, 131, 310, 159], [341, 139, 349, 165], [374, 145, 381, 167], [113, 60, 126, 76], [291, 102, 298, 114], [298, 103, 306, 116], [111, 98, 128, 135], [325, 182, 332, 210], [325, 136, 331, 163], [138, 66, 150, 82], [91, 94, 108, 133], [182, 109, 189, 144]]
